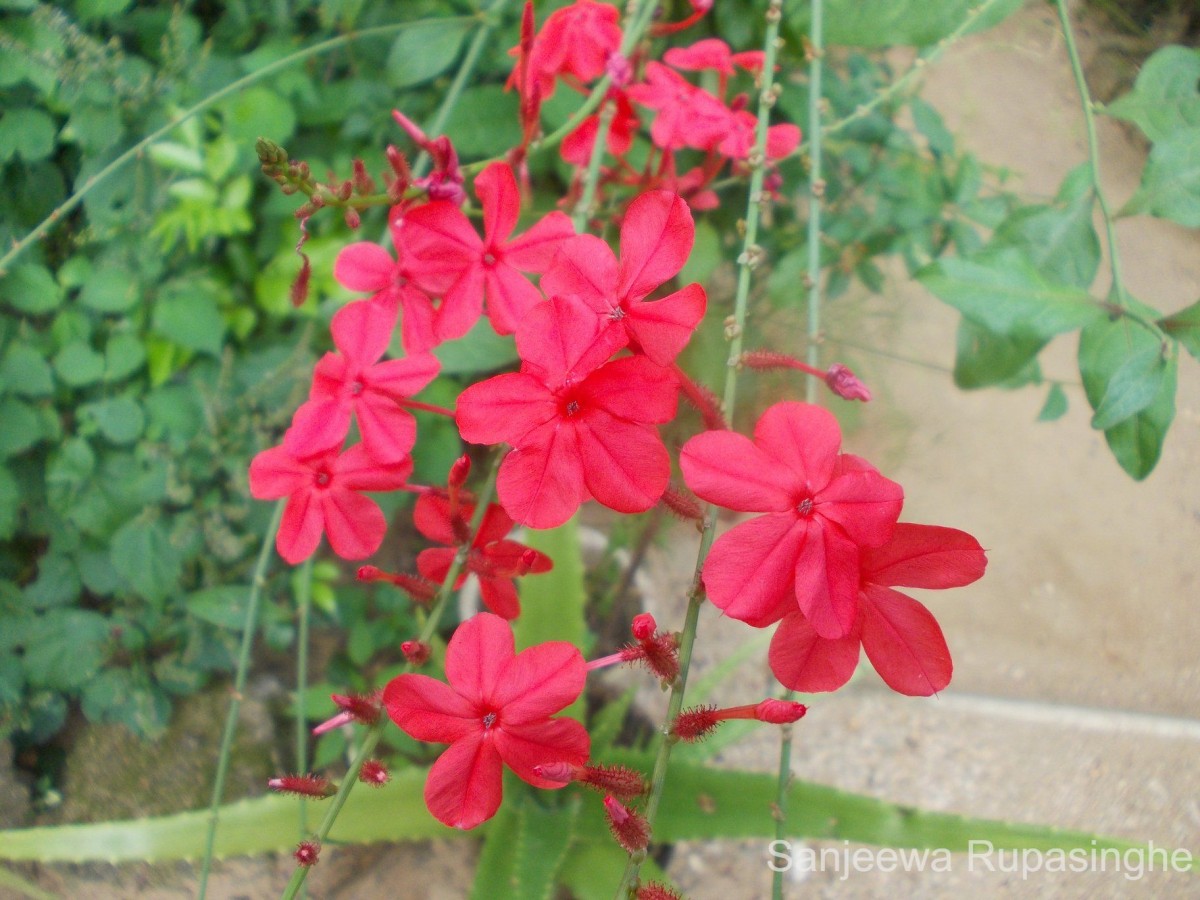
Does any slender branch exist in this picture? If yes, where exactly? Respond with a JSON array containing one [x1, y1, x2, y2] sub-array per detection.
[[294, 556, 314, 849], [278, 456, 502, 900], [614, 2, 788, 895], [198, 499, 286, 899], [0, 16, 474, 277]]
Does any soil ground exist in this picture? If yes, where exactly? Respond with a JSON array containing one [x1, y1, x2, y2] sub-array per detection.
[[5, 1, 1199, 898]]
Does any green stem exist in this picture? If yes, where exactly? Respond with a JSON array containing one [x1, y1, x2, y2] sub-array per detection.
[[414, 0, 514, 180], [198, 499, 286, 900], [278, 456, 502, 900], [294, 556, 313, 848], [803, 0, 825, 405], [0, 16, 474, 278], [570, 0, 661, 231], [614, 2, 788, 896]]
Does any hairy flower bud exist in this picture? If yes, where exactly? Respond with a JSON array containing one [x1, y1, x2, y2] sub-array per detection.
[[357, 566, 438, 604], [532, 762, 647, 800], [636, 883, 684, 900], [294, 840, 320, 867], [401, 640, 431, 666], [352, 158, 375, 195], [671, 705, 721, 742], [359, 759, 391, 787], [825, 363, 872, 402], [330, 690, 383, 725], [268, 774, 335, 799], [660, 486, 704, 526], [604, 796, 650, 853]]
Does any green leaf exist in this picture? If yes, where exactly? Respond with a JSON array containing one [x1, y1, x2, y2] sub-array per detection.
[[0, 397, 41, 457], [430, 318, 518, 375], [0, 264, 62, 314], [953, 318, 1044, 389], [917, 249, 1105, 341], [79, 395, 145, 444], [0, 465, 18, 539], [1037, 384, 1068, 422], [1089, 347, 1167, 430], [1079, 315, 1177, 480], [146, 142, 206, 173], [1105, 45, 1200, 143], [991, 179, 1099, 290], [1158, 299, 1200, 362], [110, 518, 182, 603], [79, 267, 139, 313], [443, 85, 523, 159], [80, 669, 170, 738], [1121, 126, 1200, 227], [511, 795, 579, 900], [219, 87, 296, 143], [104, 332, 146, 381], [910, 96, 953, 156], [0, 108, 57, 163], [152, 289, 225, 355], [471, 793, 519, 900], [185, 586, 255, 630], [53, 341, 105, 387], [386, 19, 471, 88], [0, 343, 55, 396], [23, 552, 81, 608], [20, 610, 109, 690]]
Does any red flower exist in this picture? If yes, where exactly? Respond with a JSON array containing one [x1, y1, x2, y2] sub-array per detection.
[[769, 524, 986, 696], [414, 492, 552, 620], [456, 295, 677, 528], [626, 62, 731, 151], [402, 162, 575, 335], [383, 612, 589, 829], [285, 299, 439, 463], [333, 215, 466, 353], [716, 111, 801, 162], [561, 89, 640, 166], [663, 38, 765, 77], [525, 0, 622, 100], [249, 443, 411, 564], [680, 402, 903, 637], [540, 191, 707, 366]]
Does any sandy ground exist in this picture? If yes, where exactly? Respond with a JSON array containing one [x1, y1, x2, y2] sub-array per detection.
[[6, 1, 1199, 898]]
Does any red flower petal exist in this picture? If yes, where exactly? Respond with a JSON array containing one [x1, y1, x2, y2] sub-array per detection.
[[793, 520, 861, 639], [334, 242, 396, 293], [680, 431, 795, 512], [539, 234, 618, 310], [625, 282, 707, 365], [495, 717, 590, 789], [753, 402, 841, 491], [445, 613, 515, 709], [860, 523, 987, 589], [276, 490, 324, 564], [321, 487, 387, 560], [516, 295, 625, 387], [333, 443, 412, 492], [285, 397, 352, 459], [249, 445, 317, 499], [577, 411, 670, 514], [331, 298, 398, 367], [703, 512, 807, 626], [476, 162, 520, 246], [503, 211, 576, 272], [859, 584, 952, 696], [617, 191, 694, 302], [479, 577, 521, 619], [456, 372, 556, 446], [816, 468, 904, 549], [354, 396, 417, 463], [579, 355, 678, 424], [768, 611, 861, 693], [496, 420, 588, 529], [483, 263, 545, 336], [424, 731, 503, 829], [492, 641, 585, 725], [368, 354, 441, 399], [416, 546, 458, 585], [383, 673, 479, 743]]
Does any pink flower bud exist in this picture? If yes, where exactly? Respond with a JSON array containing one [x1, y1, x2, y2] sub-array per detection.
[[825, 363, 872, 402], [753, 699, 808, 724], [637, 883, 684, 900], [269, 774, 335, 799], [294, 840, 320, 867], [631, 613, 657, 642], [359, 759, 391, 787], [401, 640, 431, 666], [671, 705, 721, 742], [604, 796, 650, 853]]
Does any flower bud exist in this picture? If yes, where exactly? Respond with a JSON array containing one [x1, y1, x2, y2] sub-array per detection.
[[352, 158, 375, 195], [268, 774, 335, 799], [401, 640, 431, 666], [631, 613, 657, 642], [604, 796, 650, 854], [753, 698, 808, 724], [330, 690, 383, 725], [825, 363, 871, 402], [294, 840, 320, 867], [532, 762, 647, 800], [636, 883, 684, 900], [359, 759, 391, 787]]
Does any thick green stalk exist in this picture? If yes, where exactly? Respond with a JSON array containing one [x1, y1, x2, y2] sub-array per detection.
[[198, 499, 286, 900], [278, 457, 502, 900], [614, 2, 788, 896], [0, 16, 474, 277]]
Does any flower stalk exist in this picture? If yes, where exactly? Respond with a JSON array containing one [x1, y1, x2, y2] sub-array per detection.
[[614, 2, 788, 894]]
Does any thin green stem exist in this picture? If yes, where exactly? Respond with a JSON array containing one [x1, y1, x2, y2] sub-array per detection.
[[803, 0, 825, 405], [278, 456, 502, 900], [614, 2, 788, 896], [198, 499, 286, 900], [294, 556, 313, 850], [0, 16, 474, 277], [414, 0, 514, 180], [570, 0, 661, 230]]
